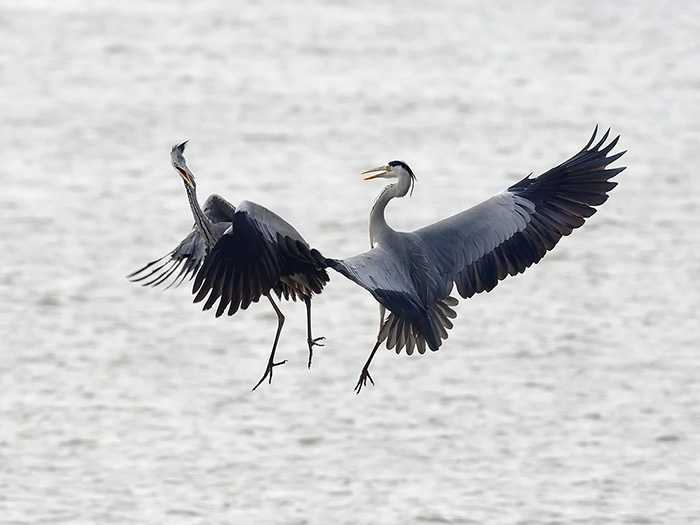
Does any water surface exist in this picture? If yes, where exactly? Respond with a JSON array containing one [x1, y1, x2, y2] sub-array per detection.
[[1, 1, 699, 523]]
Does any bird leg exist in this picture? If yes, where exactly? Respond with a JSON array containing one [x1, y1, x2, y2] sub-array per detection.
[[252, 294, 288, 391], [351, 305, 387, 392], [304, 296, 325, 369], [354, 339, 382, 394]]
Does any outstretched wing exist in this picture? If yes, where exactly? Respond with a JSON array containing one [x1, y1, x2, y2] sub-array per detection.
[[414, 126, 626, 299], [128, 194, 236, 289], [192, 200, 329, 317]]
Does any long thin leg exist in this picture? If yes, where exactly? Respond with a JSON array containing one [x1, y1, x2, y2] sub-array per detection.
[[252, 294, 288, 391], [304, 296, 325, 369], [354, 338, 382, 394], [378, 305, 386, 330]]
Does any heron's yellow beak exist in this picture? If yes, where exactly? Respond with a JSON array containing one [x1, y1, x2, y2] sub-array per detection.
[[176, 167, 195, 189], [362, 165, 391, 180]]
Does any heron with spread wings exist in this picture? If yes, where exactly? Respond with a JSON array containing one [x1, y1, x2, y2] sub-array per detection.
[[129, 142, 329, 390], [315, 127, 626, 392]]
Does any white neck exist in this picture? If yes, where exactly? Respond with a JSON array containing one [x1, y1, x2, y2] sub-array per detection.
[[185, 182, 218, 247], [368, 174, 412, 246]]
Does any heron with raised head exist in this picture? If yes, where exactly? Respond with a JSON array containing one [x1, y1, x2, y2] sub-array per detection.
[[129, 141, 329, 390], [317, 127, 626, 392]]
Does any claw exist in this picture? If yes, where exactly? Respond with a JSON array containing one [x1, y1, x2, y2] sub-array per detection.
[[354, 368, 374, 394], [306, 336, 326, 369], [252, 358, 288, 391], [354, 339, 381, 393]]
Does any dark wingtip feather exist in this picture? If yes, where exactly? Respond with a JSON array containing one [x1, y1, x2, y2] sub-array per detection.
[[580, 125, 599, 151], [591, 127, 610, 151]]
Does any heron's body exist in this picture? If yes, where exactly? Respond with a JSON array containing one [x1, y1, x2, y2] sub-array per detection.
[[320, 127, 626, 392], [191, 198, 329, 318], [129, 142, 328, 389]]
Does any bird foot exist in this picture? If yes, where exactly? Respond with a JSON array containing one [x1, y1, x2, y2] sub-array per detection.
[[252, 358, 288, 391], [306, 336, 326, 369], [354, 368, 374, 394]]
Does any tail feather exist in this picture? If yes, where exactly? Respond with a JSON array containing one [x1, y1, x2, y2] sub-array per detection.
[[379, 296, 459, 354]]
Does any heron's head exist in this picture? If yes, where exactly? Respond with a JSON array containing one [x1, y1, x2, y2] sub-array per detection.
[[362, 160, 416, 196], [171, 140, 195, 189]]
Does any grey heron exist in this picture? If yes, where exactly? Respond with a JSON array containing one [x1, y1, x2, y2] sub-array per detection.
[[129, 141, 329, 390], [317, 127, 626, 393]]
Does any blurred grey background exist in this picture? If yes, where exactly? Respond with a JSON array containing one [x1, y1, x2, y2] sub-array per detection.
[[1, 1, 699, 523]]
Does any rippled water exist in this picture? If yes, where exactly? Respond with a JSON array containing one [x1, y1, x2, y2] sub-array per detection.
[[1, 1, 699, 523]]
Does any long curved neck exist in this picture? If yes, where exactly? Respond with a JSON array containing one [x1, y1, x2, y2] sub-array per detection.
[[368, 175, 412, 246], [185, 182, 218, 247]]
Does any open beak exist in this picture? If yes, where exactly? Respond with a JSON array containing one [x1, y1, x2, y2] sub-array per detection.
[[361, 165, 391, 180], [177, 167, 195, 189]]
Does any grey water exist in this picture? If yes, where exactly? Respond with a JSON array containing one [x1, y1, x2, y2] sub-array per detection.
[[1, 1, 699, 523]]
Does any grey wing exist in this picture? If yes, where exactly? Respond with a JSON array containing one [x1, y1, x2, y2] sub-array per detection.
[[202, 193, 237, 223], [127, 194, 236, 289], [192, 200, 330, 317], [414, 127, 626, 299]]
